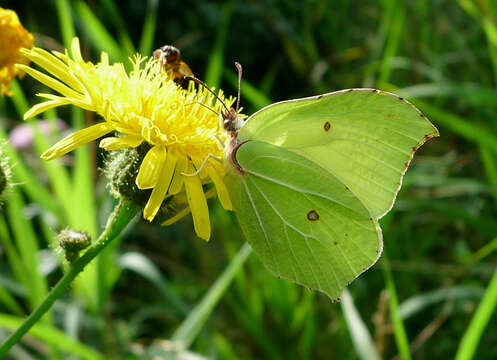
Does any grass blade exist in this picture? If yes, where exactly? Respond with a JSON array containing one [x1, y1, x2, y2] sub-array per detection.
[[455, 266, 497, 360], [378, 3, 405, 86], [55, 0, 76, 48], [399, 286, 483, 320], [341, 289, 381, 360], [171, 243, 252, 349], [56, 0, 100, 314], [118, 252, 188, 315], [414, 100, 497, 154], [0, 215, 28, 299], [382, 253, 412, 360], [5, 188, 48, 310], [10, 80, 72, 224], [0, 282, 23, 317], [204, 2, 233, 89], [74, 0, 124, 61], [100, 0, 136, 56], [138, 0, 159, 56], [0, 313, 104, 360]]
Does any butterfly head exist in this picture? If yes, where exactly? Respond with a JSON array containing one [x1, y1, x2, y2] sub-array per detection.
[[222, 107, 244, 132], [222, 62, 244, 133]]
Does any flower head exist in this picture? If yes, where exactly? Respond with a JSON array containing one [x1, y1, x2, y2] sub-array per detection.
[[0, 7, 33, 96], [19, 37, 236, 240]]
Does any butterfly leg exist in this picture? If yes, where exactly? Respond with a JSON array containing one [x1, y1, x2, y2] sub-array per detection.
[[181, 153, 222, 177]]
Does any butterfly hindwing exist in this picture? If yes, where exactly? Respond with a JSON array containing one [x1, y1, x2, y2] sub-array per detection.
[[237, 89, 439, 218], [226, 140, 382, 300]]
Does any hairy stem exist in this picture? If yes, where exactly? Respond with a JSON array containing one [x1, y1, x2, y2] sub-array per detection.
[[0, 200, 139, 357]]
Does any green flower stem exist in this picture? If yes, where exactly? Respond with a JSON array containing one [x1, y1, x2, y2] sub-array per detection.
[[0, 200, 139, 358]]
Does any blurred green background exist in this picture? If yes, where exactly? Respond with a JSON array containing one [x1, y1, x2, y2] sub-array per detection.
[[1, 0, 497, 359]]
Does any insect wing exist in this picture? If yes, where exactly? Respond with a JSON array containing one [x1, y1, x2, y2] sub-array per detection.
[[226, 140, 382, 300], [236, 89, 439, 218]]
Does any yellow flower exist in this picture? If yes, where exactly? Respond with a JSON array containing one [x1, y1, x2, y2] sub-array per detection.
[[0, 7, 34, 96], [18, 37, 235, 241]]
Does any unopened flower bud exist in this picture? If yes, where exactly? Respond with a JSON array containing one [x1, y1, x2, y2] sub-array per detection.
[[104, 146, 175, 219], [57, 229, 91, 262], [105, 146, 149, 205], [0, 146, 11, 199]]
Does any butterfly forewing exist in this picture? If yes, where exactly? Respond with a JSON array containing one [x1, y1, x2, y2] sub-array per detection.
[[237, 89, 439, 218], [226, 140, 382, 300]]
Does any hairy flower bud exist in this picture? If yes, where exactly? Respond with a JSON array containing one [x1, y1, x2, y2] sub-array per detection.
[[104, 145, 178, 219], [105, 146, 150, 205], [0, 145, 11, 199], [57, 229, 91, 262]]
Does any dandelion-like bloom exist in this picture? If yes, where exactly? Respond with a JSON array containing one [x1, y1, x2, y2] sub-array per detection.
[[0, 7, 33, 96], [18, 37, 235, 240]]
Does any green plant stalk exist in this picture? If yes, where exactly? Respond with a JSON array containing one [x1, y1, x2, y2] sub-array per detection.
[[0, 200, 139, 358], [455, 262, 497, 360], [382, 253, 412, 360]]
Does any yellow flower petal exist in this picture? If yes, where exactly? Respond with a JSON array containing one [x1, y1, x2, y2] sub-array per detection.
[[16, 64, 86, 102], [21, 47, 84, 93], [21, 37, 243, 240], [143, 150, 177, 221], [207, 163, 232, 211], [70, 37, 83, 63], [33, 93, 95, 113], [184, 161, 211, 241], [24, 99, 70, 120], [161, 206, 191, 226], [168, 153, 188, 195], [136, 146, 166, 189], [99, 135, 143, 151], [41, 122, 113, 160]]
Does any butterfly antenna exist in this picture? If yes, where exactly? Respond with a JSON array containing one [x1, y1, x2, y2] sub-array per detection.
[[185, 102, 221, 116], [184, 76, 230, 113], [235, 62, 242, 113]]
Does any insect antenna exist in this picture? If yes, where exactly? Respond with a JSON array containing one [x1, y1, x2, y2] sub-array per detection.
[[183, 76, 231, 113], [185, 102, 221, 116], [235, 62, 242, 113], [185, 63, 244, 132]]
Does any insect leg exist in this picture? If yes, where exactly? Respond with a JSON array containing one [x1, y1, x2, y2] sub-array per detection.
[[181, 154, 222, 177]]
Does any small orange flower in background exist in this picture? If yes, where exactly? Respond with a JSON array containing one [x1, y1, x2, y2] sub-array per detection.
[[0, 7, 34, 96], [18, 38, 237, 241]]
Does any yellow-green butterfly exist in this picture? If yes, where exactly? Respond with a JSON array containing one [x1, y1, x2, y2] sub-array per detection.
[[221, 65, 438, 300]]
